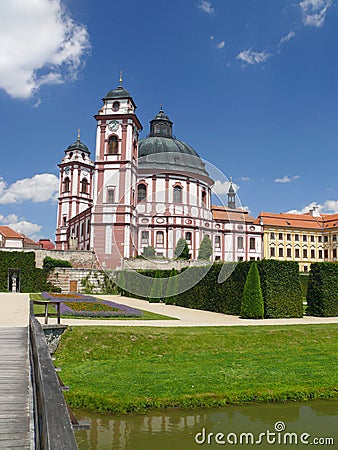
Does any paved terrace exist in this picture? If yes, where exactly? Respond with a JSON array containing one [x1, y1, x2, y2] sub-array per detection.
[[0, 293, 30, 449], [44, 295, 338, 327]]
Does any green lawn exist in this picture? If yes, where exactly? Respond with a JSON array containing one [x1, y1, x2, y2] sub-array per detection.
[[55, 324, 338, 414], [29, 293, 175, 320]]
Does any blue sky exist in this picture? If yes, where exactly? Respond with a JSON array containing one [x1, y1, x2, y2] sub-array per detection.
[[0, 0, 337, 240]]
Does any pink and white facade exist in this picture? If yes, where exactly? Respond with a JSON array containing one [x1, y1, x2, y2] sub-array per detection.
[[55, 82, 263, 268]]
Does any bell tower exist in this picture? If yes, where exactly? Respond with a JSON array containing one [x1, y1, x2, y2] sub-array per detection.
[[55, 132, 94, 250], [91, 76, 143, 268]]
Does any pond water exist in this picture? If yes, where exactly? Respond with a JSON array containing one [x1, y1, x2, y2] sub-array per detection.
[[74, 400, 337, 449]]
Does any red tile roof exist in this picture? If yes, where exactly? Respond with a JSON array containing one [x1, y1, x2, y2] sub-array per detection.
[[211, 205, 256, 223], [0, 226, 24, 239], [256, 211, 338, 230], [38, 239, 55, 250]]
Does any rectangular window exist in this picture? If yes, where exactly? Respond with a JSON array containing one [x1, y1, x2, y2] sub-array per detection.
[[238, 256, 244, 261], [304, 265, 308, 273], [107, 188, 115, 203], [237, 236, 244, 250], [215, 235, 221, 248], [141, 231, 149, 244], [270, 232, 275, 240], [311, 249, 315, 259], [295, 234, 299, 242], [303, 235, 307, 242], [278, 248, 283, 257], [333, 249, 337, 258], [270, 247, 275, 257], [324, 235, 329, 243], [310, 235, 315, 242], [156, 231, 164, 245], [287, 233, 291, 241], [185, 232, 192, 243], [287, 248, 292, 258], [295, 248, 300, 258], [278, 233, 283, 240], [249, 237, 255, 250], [318, 236, 322, 243], [318, 249, 323, 259], [303, 249, 308, 258], [324, 249, 329, 258], [333, 235, 337, 242]]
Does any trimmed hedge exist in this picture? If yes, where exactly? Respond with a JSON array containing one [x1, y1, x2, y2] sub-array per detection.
[[0, 251, 51, 292], [43, 256, 72, 270], [258, 259, 303, 318], [118, 260, 303, 319], [299, 273, 309, 299], [306, 262, 338, 317]]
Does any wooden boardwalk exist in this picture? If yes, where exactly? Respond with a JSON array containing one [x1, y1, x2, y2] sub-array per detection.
[[0, 294, 31, 449]]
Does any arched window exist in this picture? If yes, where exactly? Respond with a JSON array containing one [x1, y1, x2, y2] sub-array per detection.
[[201, 190, 207, 206], [137, 183, 147, 202], [173, 186, 182, 203], [63, 177, 70, 192], [81, 178, 88, 193], [108, 136, 119, 154]]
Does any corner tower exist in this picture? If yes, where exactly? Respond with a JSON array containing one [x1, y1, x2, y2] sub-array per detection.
[[91, 76, 143, 268], [55, 132, 94, 250]]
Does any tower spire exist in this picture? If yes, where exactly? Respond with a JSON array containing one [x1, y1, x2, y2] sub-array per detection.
[[119, 70, 123, 88], [227, 177, 236, 209], [77, 128, 81, 141]]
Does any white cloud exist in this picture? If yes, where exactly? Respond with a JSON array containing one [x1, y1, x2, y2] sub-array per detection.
[[287, 200, 338, 214], [240, 176, 250, 182], [0, 0, 90, 99], [216, 41, 225, 49], [299, 0, 332, 27], [212, 180, 239, 195], [274, 175, 299, 183], [198, 0, 214, 15], [280, 31, 296, 44], [0, 214, 42, 239], [0, 173, 59, 204], [236, 49, 271, 65]]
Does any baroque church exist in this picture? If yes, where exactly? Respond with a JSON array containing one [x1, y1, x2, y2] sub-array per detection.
[[55, 79, 262, 268]]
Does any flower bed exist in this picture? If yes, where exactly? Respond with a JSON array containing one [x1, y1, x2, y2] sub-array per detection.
[[41, 292, 142, 318]]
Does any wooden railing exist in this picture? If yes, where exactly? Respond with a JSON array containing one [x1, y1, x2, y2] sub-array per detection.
[[32, 300, 61, 324], [29, 302, 78, 449]]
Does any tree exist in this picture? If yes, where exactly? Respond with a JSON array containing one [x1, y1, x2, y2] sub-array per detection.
[[174, 238, 190, 260], [240, 261, 264, 319], [165, 268, 179, 304], [198, 235, 213, 260], [149, 270, 162, 303], [142, 246, 156, 258]]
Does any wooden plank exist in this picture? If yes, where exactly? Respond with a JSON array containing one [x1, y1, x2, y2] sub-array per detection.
[[0, 324, 30, 449]]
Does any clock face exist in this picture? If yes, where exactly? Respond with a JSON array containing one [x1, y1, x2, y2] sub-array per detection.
[[64, 167, 70, 174], [108, 120, 119, 132]]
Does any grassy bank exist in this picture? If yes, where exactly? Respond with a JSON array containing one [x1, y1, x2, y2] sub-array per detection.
[[55, 325, 338, 414]]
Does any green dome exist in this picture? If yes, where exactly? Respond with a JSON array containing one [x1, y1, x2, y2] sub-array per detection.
[[138, 136, 210, 179], [104, 86, 132, 100], [66, 139, 90, 154], [139, 136, 199, 158]]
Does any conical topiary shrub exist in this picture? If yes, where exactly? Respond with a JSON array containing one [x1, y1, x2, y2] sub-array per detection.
[[240, 261, 264, 319], [149, 270, 162, 303]]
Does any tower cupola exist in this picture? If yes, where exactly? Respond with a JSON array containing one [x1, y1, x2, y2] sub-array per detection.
[[149, 108, 173, 137]]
